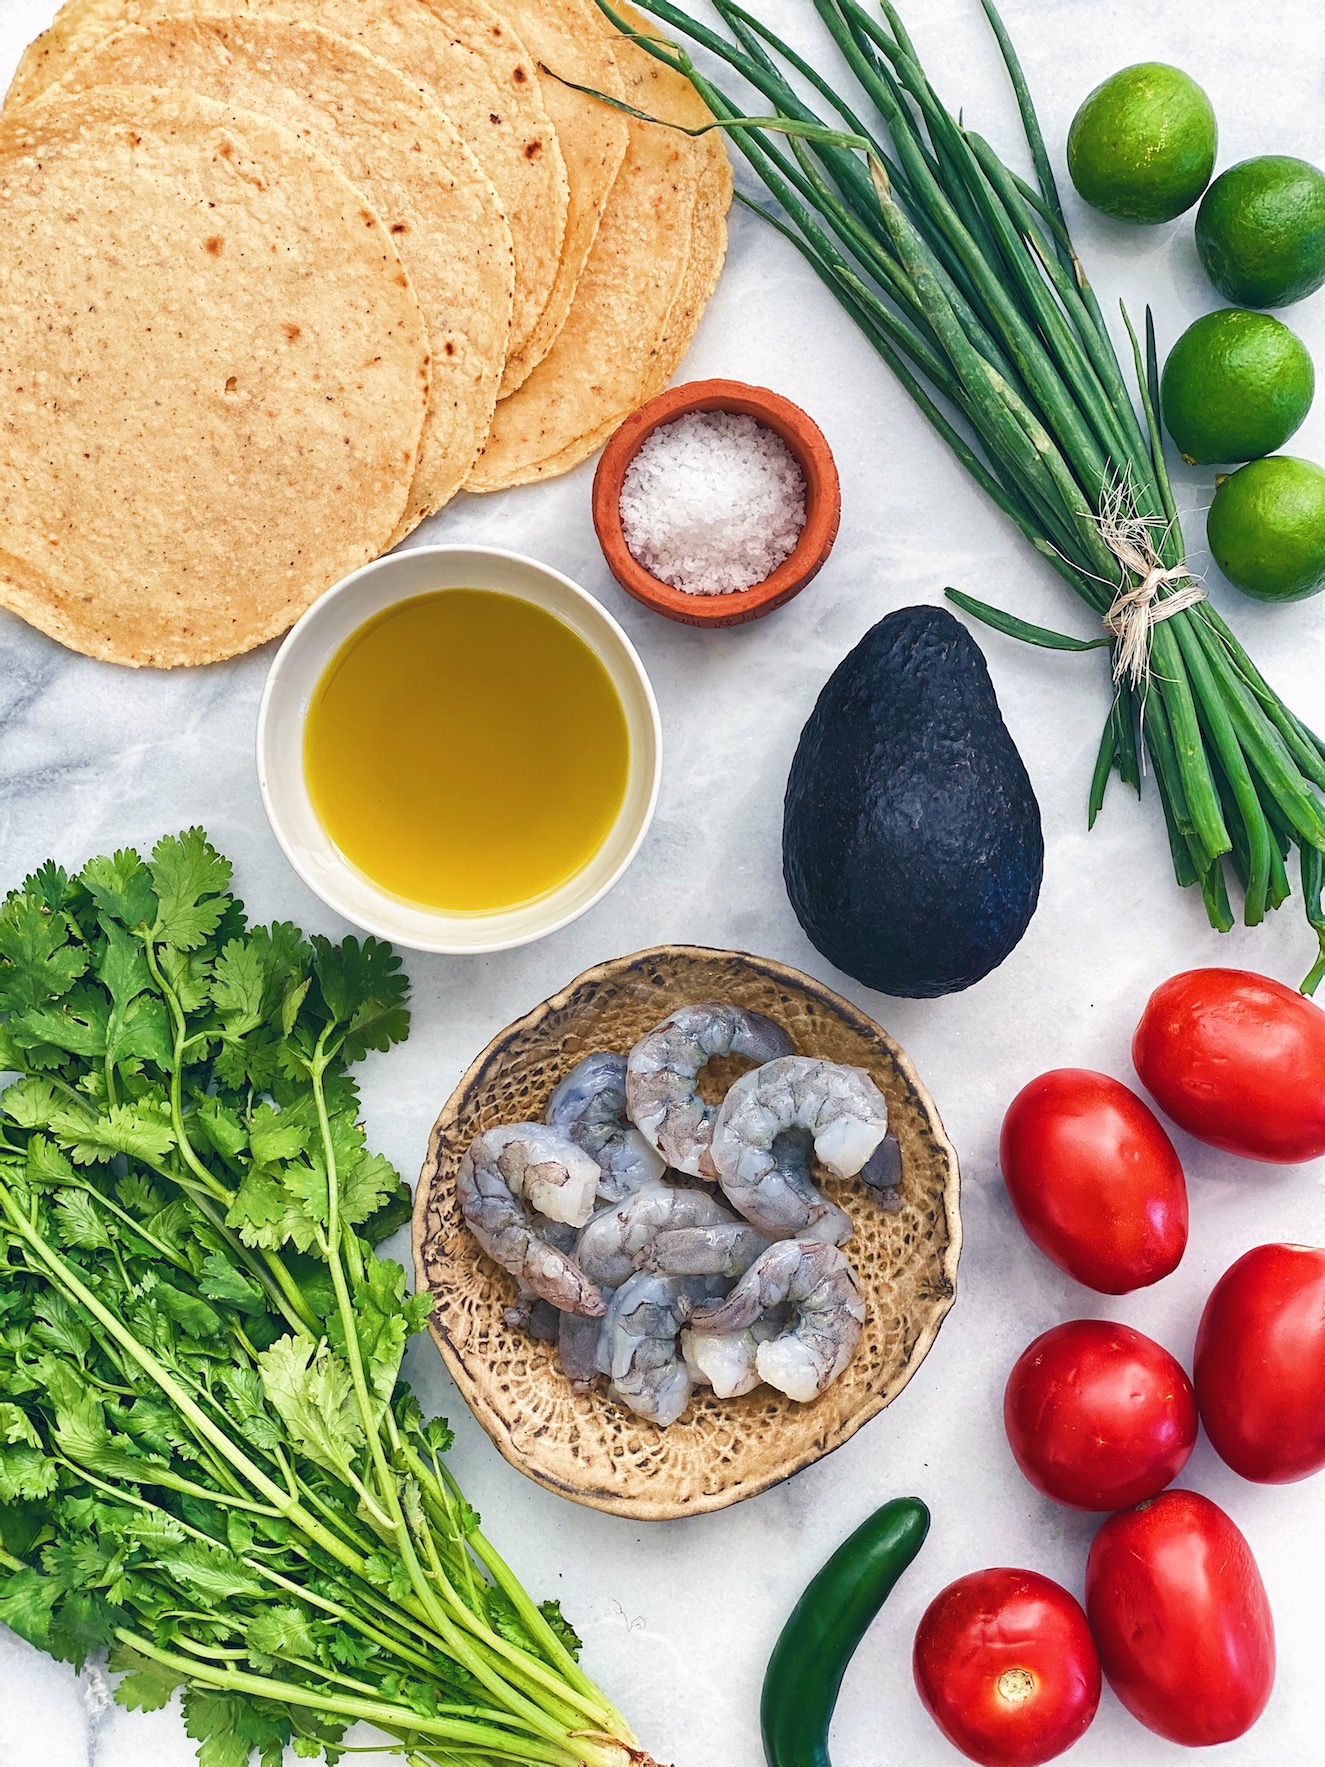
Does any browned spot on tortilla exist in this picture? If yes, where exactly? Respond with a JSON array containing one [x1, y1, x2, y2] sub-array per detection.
[[283, 322, 301, 341], [204, 234, 222, 255], [525, 138, 542, 159], [513, 65, 527, 82]]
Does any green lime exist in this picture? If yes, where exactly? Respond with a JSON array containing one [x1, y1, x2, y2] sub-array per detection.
[[1161, 308, 1314, 463], [1067, 63, 1216, 224], [1207, 455, 1325, 601], [1196, 155, 1325, 306]]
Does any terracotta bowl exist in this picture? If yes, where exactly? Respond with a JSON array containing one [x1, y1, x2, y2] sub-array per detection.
[[591, 379, 841, 627], [413, 945, 961, 1521]]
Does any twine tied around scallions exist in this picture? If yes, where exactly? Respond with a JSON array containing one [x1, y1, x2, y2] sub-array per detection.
[[563, 0, 1325, 989], [1093, 491, 1206, 689]]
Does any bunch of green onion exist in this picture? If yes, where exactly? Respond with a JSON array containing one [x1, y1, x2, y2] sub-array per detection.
[[590, 0, 1325, 988]]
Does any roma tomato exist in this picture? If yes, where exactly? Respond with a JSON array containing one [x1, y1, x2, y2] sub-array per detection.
[[913, 1568, 1100, 1766], [1004, 1320, 1196, 1510], [1085, 1491, 1275, 1746], [1133, 968, 1325, 1162], [999, 1069, 1187, 1292], [1195, 1242, 1325, 1482]]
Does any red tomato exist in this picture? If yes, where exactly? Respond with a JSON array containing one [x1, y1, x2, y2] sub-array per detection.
[[1004, 1320, 1196, 1510], [913, 1568, 1100, 1766], [999, 1069, 1187, 1292], [1085, 1490, 1275, 1746], [1195, 1242, 1325, 1482], [1133, 967, 1325, 1163]]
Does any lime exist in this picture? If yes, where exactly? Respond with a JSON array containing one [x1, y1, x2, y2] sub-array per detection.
[[1161, 309, 1314, 463], [1196, 155, 1325, 306], [1067, 63, 1216, 224], [1207, 456, 1325, 601]]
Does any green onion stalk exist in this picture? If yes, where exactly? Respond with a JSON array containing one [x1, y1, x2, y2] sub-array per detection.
[[586, 0, 1325, 990]]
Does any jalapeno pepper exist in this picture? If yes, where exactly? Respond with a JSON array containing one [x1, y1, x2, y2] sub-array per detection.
[[761, 1496, 930, 1767]]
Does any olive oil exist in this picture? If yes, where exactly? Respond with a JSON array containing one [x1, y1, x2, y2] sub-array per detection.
[[304, 589, 630, 913]]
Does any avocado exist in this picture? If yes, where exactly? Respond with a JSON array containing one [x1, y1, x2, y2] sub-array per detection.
[[782, 604, 1043, 998]]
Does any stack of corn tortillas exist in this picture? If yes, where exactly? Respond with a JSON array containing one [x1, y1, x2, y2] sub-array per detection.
[[0, 0, 730, 665]]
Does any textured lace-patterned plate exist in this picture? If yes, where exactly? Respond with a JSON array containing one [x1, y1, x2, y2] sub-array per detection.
[[413, 945, 961, 1520]]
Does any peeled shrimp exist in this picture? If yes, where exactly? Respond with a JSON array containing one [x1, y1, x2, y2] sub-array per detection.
[[648, 1221, 770, 1280], [545, 1051, 666, 1201], [576, 1182, 733, 1289], [682, 1310, 783, 1399], [597, 1272, 717, 1427], [458, 1125, 605, 1316], [711, 1057, 890, 1239], [690, 1239, 866, 1402], [626, 1004, 794, 1179]]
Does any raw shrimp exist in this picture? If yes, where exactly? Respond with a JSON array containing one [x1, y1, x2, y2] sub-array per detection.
[[597, 1272, 718, 1427], [648, 1221, 770, 1279], [682, 1311, 783, 1399], [458, 1125, 605, 1315], [690, 1239, 866, 1402], [626, 1003, 794, 1179], [575, 1182, 733, 1288], [546, 1051, 666, 1201], [712, 1056, 891, 1239], [559, 1306, 610, 1394]]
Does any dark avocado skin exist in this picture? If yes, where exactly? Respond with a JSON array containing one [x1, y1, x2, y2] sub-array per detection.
[[782, 604, 1044, 998]]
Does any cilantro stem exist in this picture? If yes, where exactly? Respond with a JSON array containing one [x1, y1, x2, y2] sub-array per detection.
[[241, 1559, 446, 1678], [114, 1629, 607, 1767], [139, 936, 318, 1334]]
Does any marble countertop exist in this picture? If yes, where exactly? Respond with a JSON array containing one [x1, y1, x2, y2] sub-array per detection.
[[4, 1, 1325, 1762]]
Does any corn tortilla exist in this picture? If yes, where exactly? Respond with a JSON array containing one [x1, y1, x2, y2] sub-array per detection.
[[527, 121, 733, 481], [493, 0, 627, 395], [0, 85, 429, 667], [54, 15, 514, 538], [6, 0, 567, 376], [465, 21, 729, 490]]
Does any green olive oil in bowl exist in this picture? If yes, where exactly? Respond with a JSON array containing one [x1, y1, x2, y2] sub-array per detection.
[[303, 589, 631, 914]]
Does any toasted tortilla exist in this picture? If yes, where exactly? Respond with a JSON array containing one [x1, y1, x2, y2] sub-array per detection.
[[6, 0, 567, 376], [492, 0, 627, 395], [53, 15, 514, 539], [466, 18, 730, 490], [0, 86, 429, 667]]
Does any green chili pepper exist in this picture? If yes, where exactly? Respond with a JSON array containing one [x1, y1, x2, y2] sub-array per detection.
[[761, 1495, 930, 1767]]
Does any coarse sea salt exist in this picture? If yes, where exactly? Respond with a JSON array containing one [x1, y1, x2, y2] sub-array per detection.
[[618, 409, 807, 595]]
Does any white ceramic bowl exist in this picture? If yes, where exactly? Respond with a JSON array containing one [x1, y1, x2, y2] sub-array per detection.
[[257, 545, 662, 953]]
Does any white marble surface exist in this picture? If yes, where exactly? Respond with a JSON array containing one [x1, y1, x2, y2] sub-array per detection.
[[4, 1, 1325, 1762]]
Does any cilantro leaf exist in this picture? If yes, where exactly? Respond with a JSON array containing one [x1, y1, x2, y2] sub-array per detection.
[[256, 1335, 364, 1480], [0, 895, 86, 1012], [22, 862, 73, 914], [80, 849, 158, 931], [210, 939, 266, 1039], [110, 1646, 186, 1713], [149, 830, 232, 951], [311, 936, 409, 1059], [52, 1099, 174, 1166], [198, 1253, 265, 1317], [0, 1567, 59, 1649]]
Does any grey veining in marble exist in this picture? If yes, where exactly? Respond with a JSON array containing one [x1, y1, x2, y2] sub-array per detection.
[[3, 1, 1325, 1762]]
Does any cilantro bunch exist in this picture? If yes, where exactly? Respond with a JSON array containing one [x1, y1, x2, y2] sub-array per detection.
[[0, 831, 639, 1767]]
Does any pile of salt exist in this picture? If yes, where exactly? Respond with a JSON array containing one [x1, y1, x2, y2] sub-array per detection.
[[618, 409, 807, 595]]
